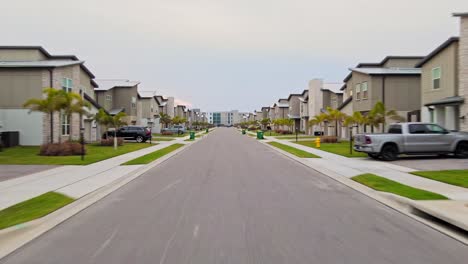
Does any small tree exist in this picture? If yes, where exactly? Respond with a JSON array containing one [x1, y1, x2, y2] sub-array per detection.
[[23, 88, 64, 144], [308, 113, 328, 135], [325, 107, 346, 137], [59, 90, 91, 141], [94, 109, 127, 149], [370, 101, 405, 132], [159, 113, 172, 128], [260, 118, 271, 130]]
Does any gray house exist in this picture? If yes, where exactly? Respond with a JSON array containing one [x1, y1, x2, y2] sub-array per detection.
[[0, 46, 100, 145]]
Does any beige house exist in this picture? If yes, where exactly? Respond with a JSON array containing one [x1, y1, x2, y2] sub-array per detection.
[[307, 79, 343, 135], [418, 37, 462, 131], [275, 99, 289, 119], [0, 46, 100, 145], [95, 79, 141, 125], [287, 93, 302, 131], [343, 56, 423, 132], [138, 90, 161, 132], [454, 12, 468, 131], [299, 90, 309, 133]]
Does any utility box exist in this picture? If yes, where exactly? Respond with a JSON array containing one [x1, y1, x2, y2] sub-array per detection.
[[1, 131, 20, 148]]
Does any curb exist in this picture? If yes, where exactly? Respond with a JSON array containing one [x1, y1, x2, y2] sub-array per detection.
[[258, 139, 468, 245], [0, 138, 205, 260]]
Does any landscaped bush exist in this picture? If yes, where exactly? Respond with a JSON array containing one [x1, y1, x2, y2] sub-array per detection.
[[161, 131, 174, 135], [99, 137, 124, 146], [320, 136, 338, 143], [274, 129, 293, 135], [40, 142, 85, 156]]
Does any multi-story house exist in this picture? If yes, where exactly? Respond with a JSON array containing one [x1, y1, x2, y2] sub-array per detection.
[[287, 93, 302, 131], [95, 79, 141, 126], [261, 107, 270, 120], [417, 37, 462, 131], [0, 46, 100, 145], [307, 79, 343, 135], [342, 56, 423, 132], [175, 105, 186, 118], [299, 90, 309, 133], [275, 99, 289, 119], [454, 12, 468, 131], [138, 90, 161, 132]]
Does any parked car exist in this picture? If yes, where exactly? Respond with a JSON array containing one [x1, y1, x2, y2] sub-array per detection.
[[103, 126, 151, 143], [353, 122, 468, 161], [161, 125, 186, 135]]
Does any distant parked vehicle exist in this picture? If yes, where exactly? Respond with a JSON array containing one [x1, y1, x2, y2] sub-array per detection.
[[353, 122, 468, 161], [103, 126, 151, 143], [161, 125, 186, 135]]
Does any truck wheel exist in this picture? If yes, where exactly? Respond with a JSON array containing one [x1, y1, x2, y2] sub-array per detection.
[[455, 142, 468, 158], [380, 144, 398, 161], [136, 136, 144, 143], [367, 153, 379, 159]]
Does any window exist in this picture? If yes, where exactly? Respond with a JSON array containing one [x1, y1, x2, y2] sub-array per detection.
[[105, 95, 112, 101], [132, 97, 136, 109], [409, 124, 427, 134], [426, 124, 447, 134], [388, 125, 402, 134], [361, 82, 368, 99], [151, 103, 154, 113], [355, 84, 361, 100], [432, 67, 441, 89], [349, 88, 353, 97], [61, 113, 70, 135], [62, 78, 73, 92]]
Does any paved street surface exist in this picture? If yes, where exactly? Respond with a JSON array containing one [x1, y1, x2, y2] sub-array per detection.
[[389, 156, 468, 171], [1, 128, 467, 264]]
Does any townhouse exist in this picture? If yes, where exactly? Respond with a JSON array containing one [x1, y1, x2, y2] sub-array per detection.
[[95, 79, 142, 126], [299, 90, 309, 133], [138, 90, 161, 132], [307, 79, 343, 135], [287, 93, 302, 131], [341, 56, 423, 133], [0, 46, 101, 145], [274, 99, 289, 119]]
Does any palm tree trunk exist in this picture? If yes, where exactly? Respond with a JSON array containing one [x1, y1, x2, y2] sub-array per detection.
[[335, 120, 338, 137], [50, 112, 54, 144]]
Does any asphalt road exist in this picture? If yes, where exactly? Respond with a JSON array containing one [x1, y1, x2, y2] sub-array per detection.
[[2, 128, 467, 264]]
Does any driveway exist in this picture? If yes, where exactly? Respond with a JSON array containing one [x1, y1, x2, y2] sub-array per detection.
[[0, 165, 60, 182], [389, 156, 468, 171], [1, 128, 467, 264]]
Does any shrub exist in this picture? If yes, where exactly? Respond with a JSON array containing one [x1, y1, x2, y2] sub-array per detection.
[[274, 129, 293, 135], [99, 137, 124, 146], [40, 142, 85, 156], [161, 131, 174, 135], [320, 136, 338, 143]]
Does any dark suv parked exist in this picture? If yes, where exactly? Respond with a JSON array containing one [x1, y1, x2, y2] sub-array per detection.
[[103, 126, 151, 143]]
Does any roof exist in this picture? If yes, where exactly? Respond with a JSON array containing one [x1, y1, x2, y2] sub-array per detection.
[[138, 90, 156, 98], [340, 83, 347, 91], [349, 67, 421, 75], [261, 106, 270, 110], [277, 103, 289, 108], [0, 60, 84, 68], [83, 93, 105, 111], [95, 79, 140, 91], [415, 37, 459, 67], [424, 96, 464, 106], [338, 96, 352, 110], [109, 108, 125, 115], [287, 93, 302, 100], [453, 12, 468, 17], [322, 83, 344, 94]]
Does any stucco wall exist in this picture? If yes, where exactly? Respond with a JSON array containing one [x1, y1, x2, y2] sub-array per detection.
[[460, 16, 468, 131], [0, 109, 43, 145]]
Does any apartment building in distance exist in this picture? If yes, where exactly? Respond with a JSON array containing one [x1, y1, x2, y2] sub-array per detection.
[[0, 46, 100, 145], [207, 110, 240, 126]]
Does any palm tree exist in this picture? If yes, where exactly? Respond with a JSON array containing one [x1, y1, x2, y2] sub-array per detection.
[[370, 101, 405, 132], [159, 113, 172, 128], [351, 111, 366, 133], [325, 107, 346, 137], [308, 113, 328, 135], [260, 118, 271, 130], [23, 88, 64, 143], [94, 109, 127, 149], [59, 91, 91, 141]]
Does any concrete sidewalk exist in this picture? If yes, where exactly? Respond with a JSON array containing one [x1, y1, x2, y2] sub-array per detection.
[[0, 137, 191, 210], [266, 136, 468, 201]]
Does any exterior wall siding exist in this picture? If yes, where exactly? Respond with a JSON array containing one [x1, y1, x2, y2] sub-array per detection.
[[460, 17, 468, 131]]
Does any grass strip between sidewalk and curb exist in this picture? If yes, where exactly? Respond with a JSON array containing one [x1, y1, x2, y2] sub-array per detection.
[[267, 142, 320, 158], [410, 170, 468, 188], [352, 173, 449, 200], [0, 192, 75, 230], [122, 144, 185, 165]]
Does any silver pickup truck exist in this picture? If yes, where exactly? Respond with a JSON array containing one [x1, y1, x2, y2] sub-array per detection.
[[353, 122, 468, 161]]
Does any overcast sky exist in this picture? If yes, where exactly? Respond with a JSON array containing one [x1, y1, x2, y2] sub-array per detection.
[[2, 0, 468, 111]]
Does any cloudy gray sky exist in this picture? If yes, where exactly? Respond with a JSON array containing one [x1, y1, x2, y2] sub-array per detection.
[[3, 0, 468, 111]]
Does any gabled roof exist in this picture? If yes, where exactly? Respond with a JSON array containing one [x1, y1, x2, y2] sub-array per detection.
[[0, 60, 84, 68], [424, 96, 464, 106], [453, 12, 468, 17], [415, 37, 459, 68], [138, 90, 157, 99], [287, 93, 302, 100], [321, 83, 344, 94], [95, 79, 140, 91], [349, 67, 421, 75]]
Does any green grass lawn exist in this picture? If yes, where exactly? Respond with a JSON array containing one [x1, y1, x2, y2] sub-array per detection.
[[152, 137, 175, 141], [352, 174, 448, 200], [0, 143, 152, 165], [295, 141, 367, 158], [152, 133, 187, 138], [0, 192, 75, 230], [411, 170, 468, 188], [267, 142, 320, 158], [274, 136, 317, 140], [261, 131, 303, 137], [122, 144, 184, 165]]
